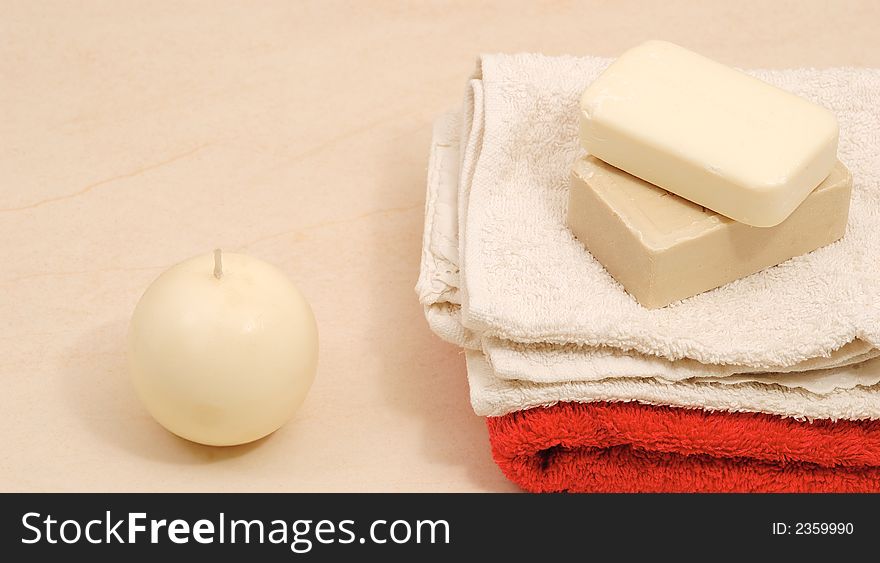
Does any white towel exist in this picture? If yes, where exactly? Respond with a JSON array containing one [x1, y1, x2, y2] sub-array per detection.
[[419, 109, 880, 386], [466, 351, 880, 420], [420, 110, 880, 418], [416, 56, 880, 418], [418, 55, 880, 367]]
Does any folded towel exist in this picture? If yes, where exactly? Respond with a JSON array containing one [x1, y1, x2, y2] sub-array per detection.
[[484, 336, 880, 389], [466, 350, 880, 419], [418, 58, 880, 493], [420, 109, 880, 416], [488, 401, 880, 492], [417, 56, 880, 371]]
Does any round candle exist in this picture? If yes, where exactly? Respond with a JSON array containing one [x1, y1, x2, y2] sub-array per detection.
[[128, 250, 318, 446]]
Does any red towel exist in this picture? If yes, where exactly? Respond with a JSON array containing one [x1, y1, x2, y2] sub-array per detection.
[[488, 401, 880, 492]]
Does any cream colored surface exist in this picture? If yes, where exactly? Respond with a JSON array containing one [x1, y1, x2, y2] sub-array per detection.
[[567, 156, 851, 308], [1, 1, 878, 492], [129, 252, 318, 447], [579, 41, 839, 227]]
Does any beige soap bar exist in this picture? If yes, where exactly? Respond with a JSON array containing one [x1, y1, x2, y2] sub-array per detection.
[[568, 156, 852, 309], [580, 40, 839, 227]]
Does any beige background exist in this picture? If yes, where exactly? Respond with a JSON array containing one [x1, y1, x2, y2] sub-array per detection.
[[2, 0, 878, 492]]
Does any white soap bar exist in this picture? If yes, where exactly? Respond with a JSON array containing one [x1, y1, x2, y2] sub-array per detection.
[[579, 40, 839, 227]]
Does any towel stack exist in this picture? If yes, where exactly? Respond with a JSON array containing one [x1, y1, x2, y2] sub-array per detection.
[[417, 52, 880, 492]]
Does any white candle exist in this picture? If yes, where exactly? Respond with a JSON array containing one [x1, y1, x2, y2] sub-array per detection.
[[128, 250, 318, 446]]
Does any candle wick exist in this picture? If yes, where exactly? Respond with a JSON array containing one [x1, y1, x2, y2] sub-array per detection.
[[213, 248, 223, 279]]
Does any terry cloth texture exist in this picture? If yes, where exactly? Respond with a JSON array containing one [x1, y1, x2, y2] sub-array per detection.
[[487, 400, 880, 493], [466, 350, 880, 420], [416, 58, 880, 417], [418, 55, 880, 368]]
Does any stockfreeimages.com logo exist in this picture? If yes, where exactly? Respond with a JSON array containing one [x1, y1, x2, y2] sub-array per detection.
[[22, 512, 450, 554]]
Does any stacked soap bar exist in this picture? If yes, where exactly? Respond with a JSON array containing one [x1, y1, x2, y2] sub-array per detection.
[[568, 40, 851, 308]]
